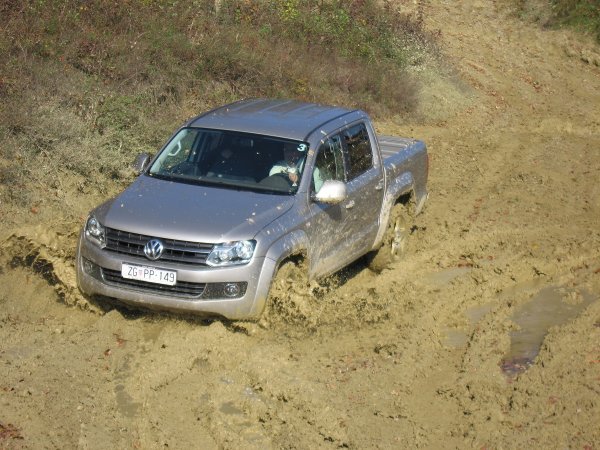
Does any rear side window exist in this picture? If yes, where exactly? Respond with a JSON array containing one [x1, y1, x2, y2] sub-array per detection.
[[344, 123, 373, 180]]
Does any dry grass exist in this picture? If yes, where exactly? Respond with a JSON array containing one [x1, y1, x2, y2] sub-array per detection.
[[0, 0, 440, 212]]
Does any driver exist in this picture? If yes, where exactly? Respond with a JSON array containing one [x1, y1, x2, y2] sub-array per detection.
[[269, 143, 307, 185]]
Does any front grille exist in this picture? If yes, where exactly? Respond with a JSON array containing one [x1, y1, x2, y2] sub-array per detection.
[[105, 228, 214, 265], [102, 268, 206, 298]]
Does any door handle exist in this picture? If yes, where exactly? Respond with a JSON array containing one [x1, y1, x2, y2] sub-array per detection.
[[345, 200, 355, 209], [375, 179, 384, 191]]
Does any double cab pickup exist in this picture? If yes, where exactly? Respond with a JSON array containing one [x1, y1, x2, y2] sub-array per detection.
[[76, 99, 428, 319]]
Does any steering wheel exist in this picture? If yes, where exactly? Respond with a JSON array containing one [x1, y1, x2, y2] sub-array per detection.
[[167, 161, 197, 176], [259, 173, 293, 190]]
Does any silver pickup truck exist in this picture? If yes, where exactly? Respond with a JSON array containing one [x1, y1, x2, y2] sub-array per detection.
[[76, 99, 428, 319]]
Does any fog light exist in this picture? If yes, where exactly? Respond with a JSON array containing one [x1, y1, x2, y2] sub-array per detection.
[[82, 257, 95, 275], [202, 282, 247, 299], [224, 283, 241, 298]]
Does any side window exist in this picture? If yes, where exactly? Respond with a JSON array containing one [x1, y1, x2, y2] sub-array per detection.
[[312, 134, 345, 193], [344, 123, 373, 180]]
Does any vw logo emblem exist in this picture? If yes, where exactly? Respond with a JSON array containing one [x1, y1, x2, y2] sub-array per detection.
[[144, 239, 164, 261]]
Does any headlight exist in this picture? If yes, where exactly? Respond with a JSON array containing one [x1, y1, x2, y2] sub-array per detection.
[[85, 216, 106, 248], [206, 240, 255, 267]]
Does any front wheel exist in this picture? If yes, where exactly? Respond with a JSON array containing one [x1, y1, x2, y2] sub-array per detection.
[[368, 203, 411, 272], [259, 260, 312, 328]]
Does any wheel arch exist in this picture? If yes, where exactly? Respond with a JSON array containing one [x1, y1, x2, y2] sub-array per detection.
[[248, 230, 309, 318], [265, 229, 309, 270], [372, 181, 416, 251]]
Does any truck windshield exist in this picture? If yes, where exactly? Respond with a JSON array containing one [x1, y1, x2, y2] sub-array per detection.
[[148, 128, 309, 194]]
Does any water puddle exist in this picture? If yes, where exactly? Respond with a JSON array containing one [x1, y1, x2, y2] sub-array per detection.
[[500, 286, 596, 378], [496, 278, 545, 301], [443, 302, 495, 348], [4, 346, 34, 360], [465, 303, 494, 323], [444, 328, 469, 347], [142, 323, 165, 342], [115, 384, 141, 417], [113, 354, 141, 417], [425, 267, 472, 286], [220, 401, 243, 415], [217, 400, 270, 445]]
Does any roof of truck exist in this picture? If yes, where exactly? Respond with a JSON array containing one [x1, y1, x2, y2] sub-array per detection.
[[187, 98, 360, 141]]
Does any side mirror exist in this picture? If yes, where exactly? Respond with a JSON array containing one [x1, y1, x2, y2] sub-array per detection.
[[313, 180, 347, 204], [133, 153, 151, 174]]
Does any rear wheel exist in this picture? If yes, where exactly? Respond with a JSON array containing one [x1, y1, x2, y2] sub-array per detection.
[[368, 203, 411, 272]]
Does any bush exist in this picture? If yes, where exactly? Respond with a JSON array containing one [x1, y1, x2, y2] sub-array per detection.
[[550, 0, 600, 42], [511, 0, 600, 42]]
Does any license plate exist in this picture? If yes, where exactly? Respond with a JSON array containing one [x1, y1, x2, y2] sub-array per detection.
[[122, 263, 176, 286]]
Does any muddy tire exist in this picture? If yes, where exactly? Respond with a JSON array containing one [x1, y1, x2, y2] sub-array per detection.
[[368, 203, 411, 272], [259, 260, 313, 328]]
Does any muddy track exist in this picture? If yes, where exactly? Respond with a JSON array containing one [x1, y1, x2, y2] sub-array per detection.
[[1, 1, 599, 449]]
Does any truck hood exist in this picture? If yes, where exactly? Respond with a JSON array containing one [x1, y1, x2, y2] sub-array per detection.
[[94, 175, 294, 242]]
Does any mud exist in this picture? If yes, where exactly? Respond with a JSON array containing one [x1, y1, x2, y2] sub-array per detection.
[[1, 1, 600, 448]]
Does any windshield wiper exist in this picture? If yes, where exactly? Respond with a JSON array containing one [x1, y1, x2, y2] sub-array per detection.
[[147, 172, 295, 195]]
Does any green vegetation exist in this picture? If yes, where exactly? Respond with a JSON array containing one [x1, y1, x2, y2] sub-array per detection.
[[512, 0, 600, 42], [0, 0, 437, 213], [550, 0, 600, 41]]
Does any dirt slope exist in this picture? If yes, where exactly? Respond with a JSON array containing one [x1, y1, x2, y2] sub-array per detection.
[[1, 1, 599, 449]]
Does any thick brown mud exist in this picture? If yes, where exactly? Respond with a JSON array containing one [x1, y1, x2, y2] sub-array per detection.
[[1, 1, 600, 448]]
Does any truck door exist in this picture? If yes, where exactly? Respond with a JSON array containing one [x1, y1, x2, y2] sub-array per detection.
[[307, 123, 384, 276], [306, 134, 352, 276], [341, 122, 384, 259]]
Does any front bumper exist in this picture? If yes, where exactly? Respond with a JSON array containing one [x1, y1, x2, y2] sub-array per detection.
[[76, 233, 276, 320]]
